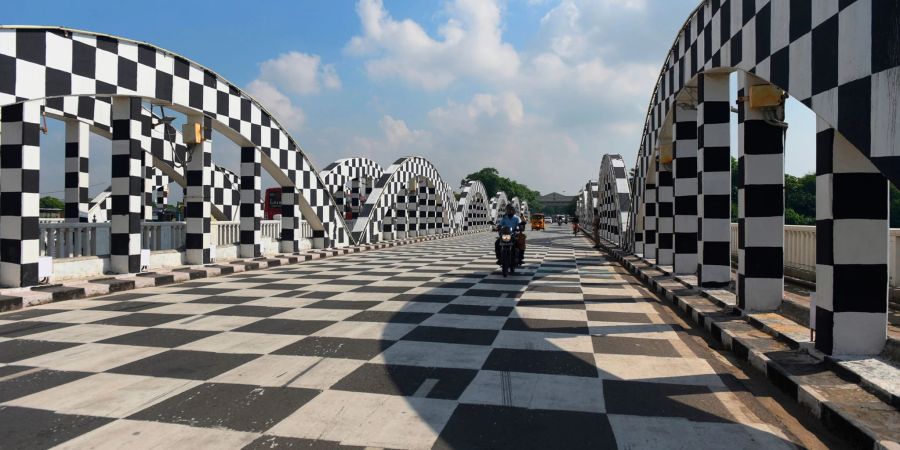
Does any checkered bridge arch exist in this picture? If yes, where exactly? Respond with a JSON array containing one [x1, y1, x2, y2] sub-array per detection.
[[489, 191, 509, 222], [0, 26, 350, 247], [626, 0, 899, 252], [597, 154, 631, 247], [455, 180, 491, 231], [619, 1, 899, 355], [350, 156, 458, 245]]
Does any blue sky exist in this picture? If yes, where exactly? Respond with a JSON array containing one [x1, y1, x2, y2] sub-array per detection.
[[8, 0, 817, 199]]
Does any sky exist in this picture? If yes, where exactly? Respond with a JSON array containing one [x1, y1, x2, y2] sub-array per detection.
[[7, 0, 817, 200]]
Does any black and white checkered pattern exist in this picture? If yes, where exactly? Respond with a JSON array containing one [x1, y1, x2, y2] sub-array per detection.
[[643, 163, 657, 261], [0, 101, 41, 287], [64, 120, 90, 222], [184, 115, 212, 265], [489, 191, 508, 222], [320, 157, 384, 223], [597, 155, 630, 246], [696, 73, 731, 288], [109, 97, 148, 274], [625, 0, 900, 264], [672, 102, 698, 275], [0, 227, 793, 449], [351, 157, 458, 244], [815, 119, 888, 355], [456, 180, 490, 231], [736, 72, 784, 312], [655, 158, 674, 266], [240, 146, 261, 258], [0, 27, 351, 255]]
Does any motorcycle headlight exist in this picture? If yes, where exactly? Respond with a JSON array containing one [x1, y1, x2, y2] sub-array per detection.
[[501, 234, 512, 242]]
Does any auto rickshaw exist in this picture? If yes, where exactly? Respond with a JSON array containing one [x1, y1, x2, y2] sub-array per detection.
[[530, 213, 545, 231]]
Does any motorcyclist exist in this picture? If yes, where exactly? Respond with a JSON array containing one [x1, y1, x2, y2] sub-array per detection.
[[495, 204, 523, 264]]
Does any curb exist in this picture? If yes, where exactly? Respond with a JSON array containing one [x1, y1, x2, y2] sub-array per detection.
[[579, 227, 899, 448]]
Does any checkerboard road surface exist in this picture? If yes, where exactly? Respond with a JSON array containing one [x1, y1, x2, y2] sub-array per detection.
[[0, 228, 804, 449]]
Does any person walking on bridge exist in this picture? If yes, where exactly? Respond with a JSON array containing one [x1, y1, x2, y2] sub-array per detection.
[[571, 215, 580, 235]]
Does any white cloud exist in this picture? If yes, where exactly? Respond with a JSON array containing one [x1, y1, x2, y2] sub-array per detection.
[[256, 51, 341, 95], [428, 92, 524, 134], [380, 115, 429, 144], [246, 79, 306, 131], [347, 0, 519, 90]]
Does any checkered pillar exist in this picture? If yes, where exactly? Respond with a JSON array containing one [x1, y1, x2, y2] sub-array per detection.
[[64, 120, 90, 223], [350, 179, 361, 220], [143, 149, 154, 221], [280, 187, 302, 253], [156, 186, 167, 209], [737, 74, 785, 312], [184, 115, 212, 265], [332, 190, 345, 220], [407, 190, 419, 237], [643, 162, 658, 261], [815, 119, 888, 356], [0, 102, 41, 287], [673, 105, 698, 275], [696, 73, 731, 288], [656, 159, 674, 266], [382, 208, 395, 241], [110, 97, 147, 274], [393, 193, 407, 239], [427, 186, 437, 235], [239, 146, 261, 258]]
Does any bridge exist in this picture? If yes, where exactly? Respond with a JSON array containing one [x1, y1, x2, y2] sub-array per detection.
[[0, 1, 898, 447]]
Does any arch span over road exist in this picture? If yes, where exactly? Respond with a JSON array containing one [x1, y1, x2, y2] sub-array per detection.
[[575, 1, 898, 357]]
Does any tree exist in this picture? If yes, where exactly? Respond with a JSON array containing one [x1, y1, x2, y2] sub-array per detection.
[[40, 196, 64, 209], [464, 167, 543, 212]]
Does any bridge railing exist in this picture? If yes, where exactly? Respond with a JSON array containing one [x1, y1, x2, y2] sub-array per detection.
[[729, 224, 900, 287], [39, 222, 108, 258], [38, 219, 309, 260]]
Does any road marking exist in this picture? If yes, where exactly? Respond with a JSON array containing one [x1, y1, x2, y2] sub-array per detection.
[[413, 378, 440, 397]]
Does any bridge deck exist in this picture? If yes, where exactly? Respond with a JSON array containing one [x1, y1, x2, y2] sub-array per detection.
[[0, 228, 840, 449]]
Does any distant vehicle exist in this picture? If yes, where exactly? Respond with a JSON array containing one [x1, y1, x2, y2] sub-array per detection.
[[264, 187, 282, 220]]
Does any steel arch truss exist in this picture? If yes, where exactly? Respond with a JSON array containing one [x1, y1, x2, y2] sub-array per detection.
[[351, 156, 457, 244]]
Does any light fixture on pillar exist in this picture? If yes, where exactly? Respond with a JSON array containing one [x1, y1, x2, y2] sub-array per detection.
[[748, 84, 788, 129]]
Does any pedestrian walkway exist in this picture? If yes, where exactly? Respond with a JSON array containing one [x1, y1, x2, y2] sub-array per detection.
[[0, 228, 835, 449]]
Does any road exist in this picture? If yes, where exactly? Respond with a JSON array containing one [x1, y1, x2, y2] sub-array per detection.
[[0, 227, 847, 449]]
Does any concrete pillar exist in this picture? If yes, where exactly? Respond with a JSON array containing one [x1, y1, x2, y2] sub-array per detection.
[[643, 161, 658, 261], [656, 159, 674, 266], [815, 119, 888, 355], [64, 120, 90, 223], [239, 146, 261, 258], [697, 73, 731, 288], [280, 186, 302, 253], [110, 97, 148, 274], [351, 178, 361, 220], [184, 115, 212, 265], [673, 104, 699, 274], [737, 73, 785, 312], [394, 193, 407, 239], [0, 102, 41, 287]]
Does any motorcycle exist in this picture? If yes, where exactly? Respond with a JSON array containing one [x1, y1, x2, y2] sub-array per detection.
[[496, 224, 523, 277]]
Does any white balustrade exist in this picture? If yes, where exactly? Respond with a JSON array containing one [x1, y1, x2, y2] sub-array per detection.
[[39, 222, 108, 258], [141, 221, 186, 251], [261, 220, 281, 240], [211, 221, 241, 246]]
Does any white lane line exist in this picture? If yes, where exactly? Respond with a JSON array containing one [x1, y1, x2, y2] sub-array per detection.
[[413, 378, 440, 397]]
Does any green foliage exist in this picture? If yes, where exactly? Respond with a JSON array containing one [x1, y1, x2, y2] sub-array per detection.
[[40, 196, 64, 209], [464, 167, 543, 212]]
